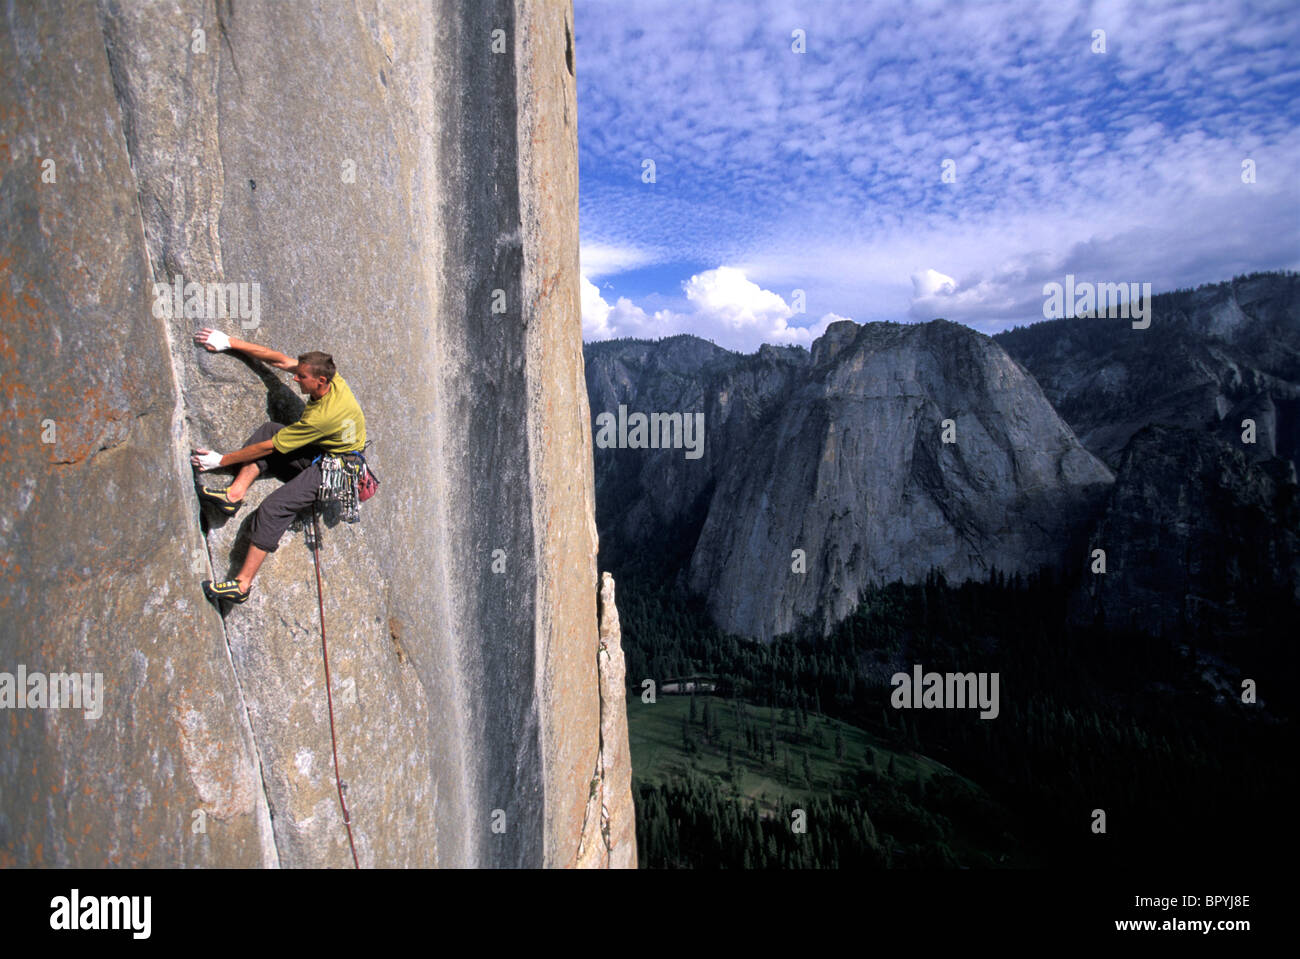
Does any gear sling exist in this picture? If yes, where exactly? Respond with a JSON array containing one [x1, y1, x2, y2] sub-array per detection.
[[310, 442, 379, 524]]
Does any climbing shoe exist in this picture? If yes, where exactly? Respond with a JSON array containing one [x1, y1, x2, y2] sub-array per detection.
[[202, 579, 251, 605], [196, 483, 243, 516]]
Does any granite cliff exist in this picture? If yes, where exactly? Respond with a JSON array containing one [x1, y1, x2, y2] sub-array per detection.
[[1071, 425, 1299, 639], [1, 0, 635, 868], [994, 273, 1300, 470], [587, 321, 1114, 641], [586, 274, 1298, 649], [996, 274, 1300, 641]]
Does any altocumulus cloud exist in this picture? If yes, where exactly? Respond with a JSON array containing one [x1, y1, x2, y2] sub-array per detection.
[[575, 0, 1300, 341]]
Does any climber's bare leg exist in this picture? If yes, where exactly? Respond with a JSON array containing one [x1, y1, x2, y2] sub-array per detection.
[[226, 462, 260, 502], [235, 545, 268, 594]]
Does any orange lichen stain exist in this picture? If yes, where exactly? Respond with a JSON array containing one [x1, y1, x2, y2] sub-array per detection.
[[0, 266, 45, 470]]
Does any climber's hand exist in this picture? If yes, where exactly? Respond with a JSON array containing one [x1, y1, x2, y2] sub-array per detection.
[[191, 449, 224, 470], [194, 328, 231, 352]]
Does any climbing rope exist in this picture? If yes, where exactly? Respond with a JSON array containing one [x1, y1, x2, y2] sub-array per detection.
[[309, 502, 360, 869]]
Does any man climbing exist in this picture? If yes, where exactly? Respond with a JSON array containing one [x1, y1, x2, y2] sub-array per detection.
[[189, 327, 367, 606]]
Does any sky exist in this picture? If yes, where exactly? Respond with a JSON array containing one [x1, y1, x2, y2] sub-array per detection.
[[573, 0, 1300, 352]]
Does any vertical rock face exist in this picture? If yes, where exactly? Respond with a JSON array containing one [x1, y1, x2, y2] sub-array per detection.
[[687, 321, 1113, 641], [585, 323, 1112, 642], [585, 335, 809, 573], [995, 275, 1300, 644], [1, 0, 633, 868], [575, 573, 636, 868]]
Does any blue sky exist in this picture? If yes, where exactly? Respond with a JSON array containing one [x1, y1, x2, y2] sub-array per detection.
[[573, 0, 1300, 352]]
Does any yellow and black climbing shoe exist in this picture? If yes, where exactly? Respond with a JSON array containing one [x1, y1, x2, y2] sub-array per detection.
[[196, 484, 243, 516], [202, 579, 251, 605]]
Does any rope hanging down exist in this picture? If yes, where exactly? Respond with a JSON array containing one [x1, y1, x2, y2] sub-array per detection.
[[310, 502, 360, 869]]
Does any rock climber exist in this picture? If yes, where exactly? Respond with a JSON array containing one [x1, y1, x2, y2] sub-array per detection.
[[189, 328, 367, 606]]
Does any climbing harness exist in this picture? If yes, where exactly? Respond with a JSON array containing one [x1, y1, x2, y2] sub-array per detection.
[[310, 442, 379, 525], [310, 502, 361, 869]]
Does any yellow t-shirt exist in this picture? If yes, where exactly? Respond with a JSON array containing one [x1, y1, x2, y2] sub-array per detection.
[[272, 373, 367, 454]]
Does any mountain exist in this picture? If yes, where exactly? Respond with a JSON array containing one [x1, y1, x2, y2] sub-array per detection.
[[994, 273, 1300, 469], [587, 273, 1300, 646], [1071, 425, 1300, 640], [995, 273, 1300, 641], [587, 321, 1113, 641], [1, 0, 633, 868], [585, 335, 810, 577]]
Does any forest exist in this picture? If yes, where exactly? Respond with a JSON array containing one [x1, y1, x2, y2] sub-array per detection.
[[620, 565, 1294, 869]]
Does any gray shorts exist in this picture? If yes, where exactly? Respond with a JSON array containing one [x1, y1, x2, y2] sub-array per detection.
[[240, 421, 328, 553]]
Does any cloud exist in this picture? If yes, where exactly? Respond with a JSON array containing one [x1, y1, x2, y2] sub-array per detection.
[[583, 266, 841, 352], [683, 267, 791, 332], [581, 274, 678, 341], [574, 0, 1300, 338], [912, 269, 958, 299], [580, 274, 614, 339], [579, 241, 659, 279]]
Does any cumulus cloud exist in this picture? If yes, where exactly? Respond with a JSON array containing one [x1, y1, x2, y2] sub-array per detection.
[[583, 266, 843, 353], [581, 275, 678, 341], [911, 269, 958, 299], [683, 267, 791, 331], [580, 275, 614, 339]]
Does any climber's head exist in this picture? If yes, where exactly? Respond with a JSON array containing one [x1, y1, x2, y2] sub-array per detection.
[[294, 351, 336, 399]]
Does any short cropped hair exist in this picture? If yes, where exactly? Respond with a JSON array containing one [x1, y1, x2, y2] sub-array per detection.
[[298, 351, 336, 381]]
